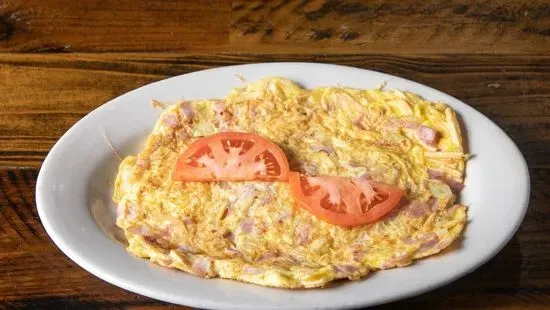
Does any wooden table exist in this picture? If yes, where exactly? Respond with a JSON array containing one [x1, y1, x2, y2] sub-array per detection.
[[1, 1, 549, 309]]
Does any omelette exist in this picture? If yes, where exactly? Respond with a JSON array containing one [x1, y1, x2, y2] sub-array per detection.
[[113, 77, 468, 288]]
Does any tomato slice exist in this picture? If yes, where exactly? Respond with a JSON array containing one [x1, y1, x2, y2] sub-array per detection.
[[288, 172, 404, 227], [173, 132, 290, 182]]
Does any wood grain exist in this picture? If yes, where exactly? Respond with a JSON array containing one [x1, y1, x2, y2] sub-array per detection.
[[0, 167, 548, 309], [0, 0, 549, 53], [230, 0, 550, 54], [0, 0, 230, 53], [0, 53, 548, 168]]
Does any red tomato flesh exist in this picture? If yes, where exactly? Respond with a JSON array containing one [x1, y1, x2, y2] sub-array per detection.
[[288, 172, 404, 227], [173, 132, 290, 182]]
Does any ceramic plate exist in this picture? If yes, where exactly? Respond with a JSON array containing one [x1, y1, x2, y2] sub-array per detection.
[[36, 63, 529, 309]]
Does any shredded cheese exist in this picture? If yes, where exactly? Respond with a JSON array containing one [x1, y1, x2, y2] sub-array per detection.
[[100, 127, 122, 160]]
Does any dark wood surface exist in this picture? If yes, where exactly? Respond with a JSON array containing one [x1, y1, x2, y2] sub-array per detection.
[[1, 0, 550, 53], [1, 1, 549, 309]]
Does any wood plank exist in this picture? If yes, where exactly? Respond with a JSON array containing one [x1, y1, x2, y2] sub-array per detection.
[[0, 53, 549, 168], [0, 167, 548, 308], [230, 0, 550, 54], [0, 0, 230, 53], [0, 0, 549, 53]]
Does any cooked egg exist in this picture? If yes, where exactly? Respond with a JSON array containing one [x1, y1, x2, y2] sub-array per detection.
[[113, 77, 467, 288]]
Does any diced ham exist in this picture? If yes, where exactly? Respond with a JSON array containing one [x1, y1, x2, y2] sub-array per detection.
[[176, 129, 189, 141], [256, 251, 278, 262], [403, 237, 417, 245], [416, 125, 440, 146], [298, 225, 310, 245], [385, 118, 418, 130], [178, 244, 196, 253], [334, 264, 359, 273], [385, 118, 440, 148], [418, 234, 440, 253], [310, 144, 334, 154], [427, 168, 444, 179], [240, 218, 254, 233], [433, 238, 453, 253], [334, 264, 359, 277], [427, 169, 464, 193], [192, 258, 211, 277], [179, 101, 195, 121], [407, 201, 430, 218], [136, 158, 149, 169], [445, 178, 465, 193], [381, 252, 411, 269], [401, 120, 419, 129], [162, 113, 179, 128]]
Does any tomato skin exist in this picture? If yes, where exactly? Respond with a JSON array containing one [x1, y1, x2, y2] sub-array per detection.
[[173, 132, 290, 182], [289, 172, 404, 227]]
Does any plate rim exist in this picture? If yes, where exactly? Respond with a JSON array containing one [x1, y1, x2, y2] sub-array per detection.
[[36, 62, 530, 309]]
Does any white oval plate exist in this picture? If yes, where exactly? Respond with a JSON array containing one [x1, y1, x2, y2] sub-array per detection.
[[36, 63, 529, 310]]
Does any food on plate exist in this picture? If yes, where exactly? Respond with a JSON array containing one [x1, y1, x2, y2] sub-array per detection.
[[113, 77, 468, 288]]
